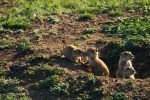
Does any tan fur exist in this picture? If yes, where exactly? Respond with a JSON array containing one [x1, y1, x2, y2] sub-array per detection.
[[123, 66, 136, 80], [116, 51, 135, 79], [63, 45, 86, 63], [85, 47, 109, 76]]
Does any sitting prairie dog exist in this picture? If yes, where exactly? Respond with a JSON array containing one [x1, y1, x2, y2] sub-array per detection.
[[116, 51, 135, 78], [123, 66, 136, 80], [63, 45, 86, 64], [85, 47, 110, 76]]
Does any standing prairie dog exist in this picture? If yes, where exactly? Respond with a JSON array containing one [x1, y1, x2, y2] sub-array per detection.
[[85, 47, 110, 76], [63, 45, 86, 64], [116, 51, 135, 79], [123, 66, 136, 79]]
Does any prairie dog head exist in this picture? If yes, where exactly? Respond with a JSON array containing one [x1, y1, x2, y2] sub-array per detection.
[[86, 47, 99, 58], [123, 67, 136, 78], [120, 51, 134, 61]]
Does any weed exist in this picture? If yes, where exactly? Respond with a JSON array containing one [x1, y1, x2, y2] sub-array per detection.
[[101, 40, 126, 66], [0, 61, 7, 68], [47, 29, 58, 35], [31, 33, 42, 42], [101, 17, 150, 38], [1, 16, 30, 29], [0, 38, 12, 50], [80, 34, 90, 40], [0, 77, 28, 98], [25, 65, 64, 80], [0, 0, 10, 4], [78, 13, 92, 21], [111, 92, 127, 100], [0, 92, 29, 100], [48, 15, 59, 24], [100, 24, 117, 34], [82, 28, 95, 34], [126, 36, 150, 51], [10, 62, 30, 72], [109, 8, 122, 16], [33, 75, 69, 96], [17, 37, 33, 54], [68, 74, 105, 99], [123, 80, 134, 91], [96, 39, 108, 46]]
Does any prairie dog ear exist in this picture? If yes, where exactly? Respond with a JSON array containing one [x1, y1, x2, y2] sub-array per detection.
[[82, 48, 87, 52], [120, 53, 123, 57]]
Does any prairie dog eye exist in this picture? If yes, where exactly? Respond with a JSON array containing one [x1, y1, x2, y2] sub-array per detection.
[[90, 50, 94, 53], [126, 68, 130, 70], [76, 50, 81, 54], [124, 53, 128, 56]]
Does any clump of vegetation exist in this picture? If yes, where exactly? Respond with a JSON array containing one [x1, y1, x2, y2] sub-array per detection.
[[48, 15, 59, 24], [47, 29, 58, 35], [0, 0, 10, 4], [29, 65, 68, 96], [80, 34, 90, 40], [0, 77, 29, 99], [101, 40, 126, 66], [82, 28, 95, 34], [1, 16, 30, 29], [101, 17, 150, 38], [17, 37, 33, 54], [0, 38, 12, 50], [35, 75, 69, 95], [126, 36, 150, 51], [26, 65, 64, 80], [109, 8, 122, 16], [111, 92, 127, 100], [78, 13, 92, 21], [0, 61, 7, 68], [0, 92, 29, 100], [68, 74, 106, 99], [31, 32, 42, 41]]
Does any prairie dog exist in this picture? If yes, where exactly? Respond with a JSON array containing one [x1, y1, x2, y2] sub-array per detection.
[[123, 66, 136, 79], [85, 47, 109, 76], [63, 45, 85, 63], [116, 51, 134, 78]]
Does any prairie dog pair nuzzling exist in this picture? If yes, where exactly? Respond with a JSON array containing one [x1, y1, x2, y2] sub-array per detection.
[[63, 45, 110, 76], [63, 45, 87, 64], [116, 51, 136, 79]]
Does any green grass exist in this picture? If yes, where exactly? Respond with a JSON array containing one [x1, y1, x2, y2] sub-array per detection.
[[0, 38, 12, 50], [101, 16, 150, 38], [1, 0, 150, 29], [82, 28, 95, 34], [1, 16, 30, 29], [78, 13, 93, 21], [17, 37, 33, 54], [0, 61, 7, 68], [111, 92, 127, 100], [0, 77, 30, 100]]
